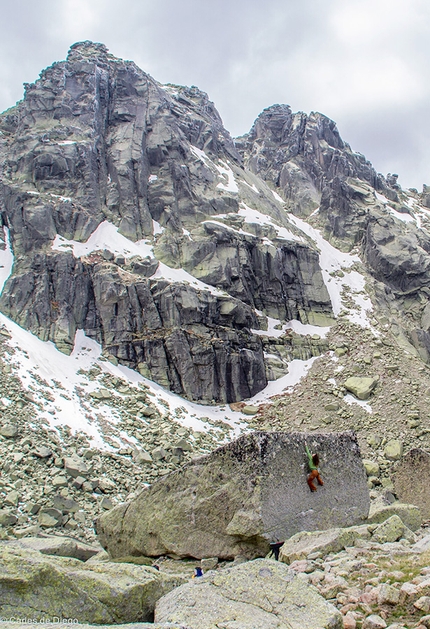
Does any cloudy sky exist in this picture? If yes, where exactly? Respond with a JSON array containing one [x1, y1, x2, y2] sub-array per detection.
[[1, 0, 429, 190]]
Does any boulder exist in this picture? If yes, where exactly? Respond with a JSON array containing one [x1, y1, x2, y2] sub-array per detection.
[[384, 439, 403, 461], [97, 431, 370, 560], [64, 455, 90, 478], [38, 508, 63, 528], [279, 524, 370, 563], [363, 459, 380, 477], [362, 615, 387, 629], [343, 377, 378, 400], [394, 449, 430, 519], [0, 509, 18, 526], [8, 535, 101, 561], [371, 515, 406, 544], [0, 424, 19, 438], [0, 543, 184, 624], [155, 558, 343, 629], [368, 502, 422, 531]]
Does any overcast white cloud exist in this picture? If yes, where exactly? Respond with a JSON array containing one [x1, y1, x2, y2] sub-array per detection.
[[1, 0, 430, 189]]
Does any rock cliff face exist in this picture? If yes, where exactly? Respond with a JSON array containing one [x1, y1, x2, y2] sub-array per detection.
[[2, 41, 430, 403], [0, 42, 333, 403]]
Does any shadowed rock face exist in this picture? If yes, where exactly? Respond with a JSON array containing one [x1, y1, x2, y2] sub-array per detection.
[[394, 448, 430, 520], [96, 431, 370, 560], [0, 41, 333, 403]]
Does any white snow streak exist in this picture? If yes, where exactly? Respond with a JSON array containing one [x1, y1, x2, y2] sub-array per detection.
[[0, 227, 13, 293], [344, 393, 372, 414], [52, 221, 154, 260], [287, 213, 373, 327], [247, 357, 317, 403], [215, 161, 239, 193], [239, 203, 302, 242]]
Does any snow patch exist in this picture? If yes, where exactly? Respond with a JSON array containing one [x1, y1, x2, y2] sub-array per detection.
[[152, 220, 164, 235], [288, 213, 373, 328], [344, 393, 372, 414], [0, 227, 14, 293], [190, 145, 210, 163], [0, 315, 249, 448], [388, 206, 415, 224], [286, 319, 330, 338], [239, 203, 303, 242], [252, 315, 329, 339], [272, 189, 285, 204], [52, 221, 154, 260], [247, 357, 317, 404], [215, 161, 239, 193]]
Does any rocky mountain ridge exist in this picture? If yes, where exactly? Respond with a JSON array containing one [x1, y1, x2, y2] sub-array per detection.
[[0, 40, 430, 552]]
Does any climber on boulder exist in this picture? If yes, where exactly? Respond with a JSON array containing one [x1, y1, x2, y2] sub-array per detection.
[[305, 440, 324, 492]]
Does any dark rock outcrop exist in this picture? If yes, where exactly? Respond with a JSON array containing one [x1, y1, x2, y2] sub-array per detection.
[[394, 449, 430, 520], [0, 42, 335, 402], [237, 104, 384, 217], [96, 431, 369, 560]]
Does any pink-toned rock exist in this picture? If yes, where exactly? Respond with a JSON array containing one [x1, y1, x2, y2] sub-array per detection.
[[340, 604, 359, 614], [399, 581, 418, 604], [377, 583, 400, 605], [289, 559, 309, 572], [414, 596, 430, 613], [362, 615, 387, 629], [343, 612, 356, 629], [360, 586, 379, 605]]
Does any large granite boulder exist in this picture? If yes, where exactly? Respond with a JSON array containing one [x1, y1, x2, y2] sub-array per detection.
[[0, 543, 184, 624], [155, 558, 343, 629], [96, 431, 370, 560], [394, 449, 430, 520]]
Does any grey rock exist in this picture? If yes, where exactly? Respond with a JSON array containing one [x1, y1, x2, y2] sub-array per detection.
[[155, 558, 343, 629], [343, 377, 378, 400], [384, 439, 403, 460], [394, 448, 430, 519], [32, 446, 53, 458], [0, 423, 19, 438], [8, 535, 101, 561], [4, 490, 20, 506], [362, 615, 387, 629], [38, 508, 63, 528], [200, 557, 218, 571], [0, 43, 336, 404], [133, 448, 153, 464], [0, 509, 18, 526], [371, 515, 406, 544], [279, 525, 370, 563], [64, 455, 90, 478], [96, 431, 369, 560], [51, 494, 80, 513], [367, 502, 422, 531], [0, 538, 184, 624], [363, 459, 380, 477]]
